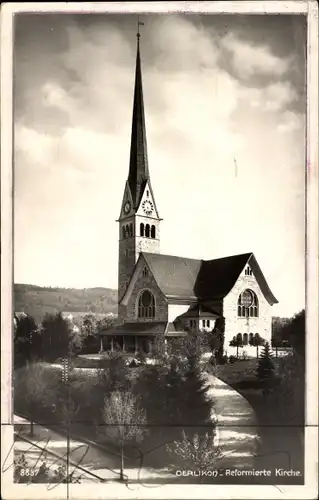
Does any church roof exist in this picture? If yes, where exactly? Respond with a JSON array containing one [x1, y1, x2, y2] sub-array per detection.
[[178, 304, 220, 319], [98, 321, 188, 337], [141, 251, 278, 304], [128, 34, 149, 209], [98, 321, 167, 337]]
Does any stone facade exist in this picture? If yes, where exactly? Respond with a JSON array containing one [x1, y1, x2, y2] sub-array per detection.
[[118, 212, 161, 303], [223, 265, 272, 354], [123, 266, 168, 323]]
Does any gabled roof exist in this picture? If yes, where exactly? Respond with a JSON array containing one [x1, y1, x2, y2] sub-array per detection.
[[98, 321, 167, 337], [166, 322, 189, 337], [140, 251, 278, 305], [178, 304, 220, 319], [98, 321, 188, 338]]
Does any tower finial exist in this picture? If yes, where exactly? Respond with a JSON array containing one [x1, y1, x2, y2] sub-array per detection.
[[137, 16, 144, 39]]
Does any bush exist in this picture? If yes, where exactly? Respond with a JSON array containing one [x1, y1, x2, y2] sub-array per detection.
[[229, 355, 237, 364], [217, 355, 228, 365], [167, 428, 221, 471]]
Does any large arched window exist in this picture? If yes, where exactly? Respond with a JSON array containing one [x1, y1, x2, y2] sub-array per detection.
[[145, 224, 150, 238], [243, 333, 248, 345], [151, 225, 156, 239], [138, 290, 155, 318], [140, 223, 144, 237], [237, 289, 259, 317]]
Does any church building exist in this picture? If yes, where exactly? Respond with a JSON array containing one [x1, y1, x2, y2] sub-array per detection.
[[99, 32, 278, 356]]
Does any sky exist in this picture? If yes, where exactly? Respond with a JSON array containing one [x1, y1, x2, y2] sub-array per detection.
[[13, 13, 306, 317]]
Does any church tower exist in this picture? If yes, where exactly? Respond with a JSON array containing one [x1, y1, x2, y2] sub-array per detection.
[[118, 30, 161, 306]]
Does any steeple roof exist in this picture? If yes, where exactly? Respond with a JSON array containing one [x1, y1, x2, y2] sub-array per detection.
[[128, 34, 149, 208]]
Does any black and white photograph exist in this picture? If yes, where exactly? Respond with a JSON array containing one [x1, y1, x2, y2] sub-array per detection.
[[1, 2, 318, 499]]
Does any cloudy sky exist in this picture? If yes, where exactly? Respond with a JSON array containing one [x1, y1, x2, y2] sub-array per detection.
[[13, 13, 306, 317]]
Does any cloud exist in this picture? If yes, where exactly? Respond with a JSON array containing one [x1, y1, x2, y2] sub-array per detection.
[[221, 32, 292, 80], [13, 15, 306, 316]]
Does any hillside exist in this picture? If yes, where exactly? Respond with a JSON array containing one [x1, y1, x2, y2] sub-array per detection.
[[14, 284, 118, 324]]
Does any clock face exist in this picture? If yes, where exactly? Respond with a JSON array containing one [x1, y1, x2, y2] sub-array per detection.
[[124, 201, 131, 214], [142, 200, 154, 215]]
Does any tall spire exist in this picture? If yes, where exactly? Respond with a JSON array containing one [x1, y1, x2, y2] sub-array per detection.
[[128, 25, 149, 209]]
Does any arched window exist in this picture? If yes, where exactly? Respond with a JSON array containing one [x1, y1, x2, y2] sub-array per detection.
[[140, 223, 144, 237], [237, 289, 259, 318], [142, 267, 149, 277], [122, 226, 126, 239], [237, 333, 243, 344], [125, 225, 130, 237], [145, 224, 150, 238], [151, 225, 156, 239], [249, 333, 254, 344], [129, 223, 133, 237], [243, 333, 248, 345], [138, 290, 155, 318]]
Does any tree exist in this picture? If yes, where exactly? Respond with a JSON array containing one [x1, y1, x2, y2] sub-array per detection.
[[14, 314, 41, 367], [167, 429, 221, 471], [96, 316, 117, 333], [229, 335, 243, 358], [41, 312, 77, 362], [99, 391, 147, 481], [256, 341, 275, 381], [93, 352, 131, 422], [182, 354, 212, 428], [268, 351, 304, 426], [249, 333, 264, 358], [15, 363, 59, 436], [211, 316, 225, 361], [280, 309, 305, 358], [82, 314, 97, 334]]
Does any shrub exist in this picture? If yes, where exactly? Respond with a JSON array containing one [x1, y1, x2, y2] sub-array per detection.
[[229, 355, 237, 364], [167, 428, 221, 471]]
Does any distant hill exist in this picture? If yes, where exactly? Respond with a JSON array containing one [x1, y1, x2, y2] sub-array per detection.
[[14, 284, 118, 324]]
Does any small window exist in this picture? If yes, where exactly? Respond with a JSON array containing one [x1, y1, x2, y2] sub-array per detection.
[[207, 319, 210, 327], [203, 320, 206, 327], [140, 223, 144, 237], [122, 226, 126, 239], [151, 225, 156, 239], [146, 190, 149, 197], [243, 333, 248, 345], [145, 224, 150, 238], [142, 267, 149, 277]]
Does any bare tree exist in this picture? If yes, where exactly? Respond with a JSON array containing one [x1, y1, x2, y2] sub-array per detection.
[[99, 391, 147, 481], [167, 428, 221, 470]]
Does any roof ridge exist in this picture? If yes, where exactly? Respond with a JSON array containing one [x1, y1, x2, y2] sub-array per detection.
[[142, 251, 253, 262]]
